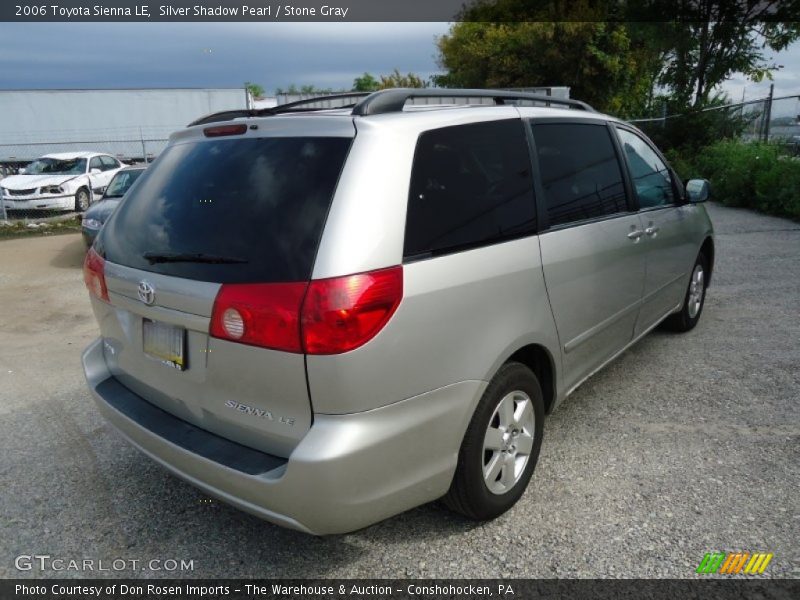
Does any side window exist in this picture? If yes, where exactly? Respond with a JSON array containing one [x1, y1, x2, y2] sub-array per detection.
[[530, 123, 627, 227], [617, 128, 675, 208], [404, 119, 536, 258], [88, 157, 103, 172], [100, 156, 119, 170]]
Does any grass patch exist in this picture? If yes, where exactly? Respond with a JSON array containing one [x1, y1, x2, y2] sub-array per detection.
[[0, 216, 82, 239]]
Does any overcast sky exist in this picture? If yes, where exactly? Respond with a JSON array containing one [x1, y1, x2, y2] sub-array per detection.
[[0, 23, 450, 91], [0, 22, 798, 115]]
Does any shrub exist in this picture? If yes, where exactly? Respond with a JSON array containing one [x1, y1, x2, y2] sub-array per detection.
[[753, 156, 800, 219], [668, 140, 800, 221], [694, 141, 774, 208]]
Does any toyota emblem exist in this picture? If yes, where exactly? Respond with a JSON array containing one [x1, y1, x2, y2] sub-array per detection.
[[137, 280, 155, 305]]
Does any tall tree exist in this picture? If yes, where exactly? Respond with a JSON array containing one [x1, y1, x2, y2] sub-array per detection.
[[435, 0, 799, 114], [649, 2, 800, 108], [436, 20, 651, 115], [435, 0, 660, 116]]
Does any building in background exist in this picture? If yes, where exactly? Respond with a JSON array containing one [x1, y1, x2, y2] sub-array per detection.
[[0, 88, 249, 168]]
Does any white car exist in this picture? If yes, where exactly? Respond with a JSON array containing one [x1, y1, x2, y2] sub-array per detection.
[[0, 152, 124, 212]]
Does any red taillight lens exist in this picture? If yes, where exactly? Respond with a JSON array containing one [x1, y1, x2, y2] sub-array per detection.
[[203, 124, 248, 137], [83, 247, 109, 302], [301, 266, 403, 355], [210, 282, 307, 352], [209, 267, 403, 355]]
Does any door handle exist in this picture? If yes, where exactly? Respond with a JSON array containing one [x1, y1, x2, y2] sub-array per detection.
[[645, 226, 660, 236], [627, 230, 644, 240]]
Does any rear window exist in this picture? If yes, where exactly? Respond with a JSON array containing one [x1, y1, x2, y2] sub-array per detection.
[[98, 136, 352, 283]]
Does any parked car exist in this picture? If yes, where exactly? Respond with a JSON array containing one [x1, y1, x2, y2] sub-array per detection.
[[82, 89, 714, 535], [82, 166, 146, 247], [0, 151, 124, 213]]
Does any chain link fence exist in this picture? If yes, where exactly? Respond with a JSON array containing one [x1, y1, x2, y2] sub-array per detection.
[[630, 91, 800, 155]]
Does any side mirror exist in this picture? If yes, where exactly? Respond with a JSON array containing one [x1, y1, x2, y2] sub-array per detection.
[[686, 178, 710, 203], [90, 168, 102, 175]]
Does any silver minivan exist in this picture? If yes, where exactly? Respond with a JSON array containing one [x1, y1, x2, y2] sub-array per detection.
[[82, 89, 714, 534]]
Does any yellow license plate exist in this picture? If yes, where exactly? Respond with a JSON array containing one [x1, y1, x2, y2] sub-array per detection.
[[143, 319, 186, 370]]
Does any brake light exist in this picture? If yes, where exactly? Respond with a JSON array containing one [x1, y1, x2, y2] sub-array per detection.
[[210, 282, 307, 352], [203, 124, 248, 137], [209, 266, 403, 355], [301, 266, 403, 355], [83, 247, 109, 302]]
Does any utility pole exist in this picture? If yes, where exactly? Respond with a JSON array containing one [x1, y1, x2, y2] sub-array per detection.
[[763, 83, 774, 142]]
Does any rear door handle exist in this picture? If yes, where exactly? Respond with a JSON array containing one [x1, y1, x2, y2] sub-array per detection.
[[627, 230, 644, 240], [645, 226, 660, 236]]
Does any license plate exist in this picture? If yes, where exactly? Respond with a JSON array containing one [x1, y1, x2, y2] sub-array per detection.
[[143, 319, 186, 370]]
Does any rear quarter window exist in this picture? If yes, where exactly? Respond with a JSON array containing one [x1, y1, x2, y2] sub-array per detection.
[[98, 136, 352, 283], [404, 119, 536, 259]]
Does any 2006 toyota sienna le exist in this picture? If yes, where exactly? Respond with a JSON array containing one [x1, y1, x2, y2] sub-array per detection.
[[82, 89, 714, 534]]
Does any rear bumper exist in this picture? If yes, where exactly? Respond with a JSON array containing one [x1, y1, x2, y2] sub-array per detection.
[[82, 338, 483, 534]]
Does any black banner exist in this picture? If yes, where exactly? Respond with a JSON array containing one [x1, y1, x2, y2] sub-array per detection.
[[4, 1, 466, 22], [2, 0, 799, 22], [3, 579, 800, 600]]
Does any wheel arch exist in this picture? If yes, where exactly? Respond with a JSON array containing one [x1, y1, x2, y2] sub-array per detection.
[[700, 236, 715, 285], [504, 343, 557, 415]]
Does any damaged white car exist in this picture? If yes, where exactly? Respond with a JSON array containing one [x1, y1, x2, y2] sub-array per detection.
[[0, 152, 124, 212]]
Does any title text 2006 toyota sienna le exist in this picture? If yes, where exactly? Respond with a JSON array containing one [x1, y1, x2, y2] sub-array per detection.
[[82, 89, 714, 534]]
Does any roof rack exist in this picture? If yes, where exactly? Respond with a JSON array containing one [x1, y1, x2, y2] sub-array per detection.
[[351, 88, 594, 116], [187, 92, 371, 126], [187, 89, 593, 127]]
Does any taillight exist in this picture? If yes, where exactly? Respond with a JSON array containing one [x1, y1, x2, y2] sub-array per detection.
[[210, 282, 307, 352], [301, 266, 403, 355], [209, 266, 403, 355], [83, 247, 109, 302]]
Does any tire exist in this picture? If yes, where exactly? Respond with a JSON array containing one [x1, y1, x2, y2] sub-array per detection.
[[444, 362, 545, 520], [662, 252, 709, 333], [74, 188, 90, 213]]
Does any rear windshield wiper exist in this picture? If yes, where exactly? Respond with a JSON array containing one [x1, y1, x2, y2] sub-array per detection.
[[143, 252, 249, 265]]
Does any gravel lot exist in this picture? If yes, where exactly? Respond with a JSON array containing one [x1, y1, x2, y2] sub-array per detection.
[[1, 202, 798, 579]]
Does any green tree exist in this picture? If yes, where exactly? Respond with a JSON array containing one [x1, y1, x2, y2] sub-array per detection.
[[244, 81, 265, 98], [434, 0, 659, 115], [438, 20, 654, 115], [435, 0, 800, 116], [352, 72, 380, 91], [647, 1, 800, 108], [378, 69, 428, 89]]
